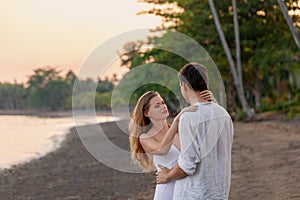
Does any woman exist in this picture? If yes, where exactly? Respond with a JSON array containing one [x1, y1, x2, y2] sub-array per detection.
[[129, 91, 214, 200]]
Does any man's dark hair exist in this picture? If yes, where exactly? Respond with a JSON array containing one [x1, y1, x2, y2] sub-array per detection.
[[178, 62, 209, 92]]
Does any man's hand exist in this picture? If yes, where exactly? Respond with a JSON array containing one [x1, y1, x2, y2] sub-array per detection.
[[156, 164, 171, 184]]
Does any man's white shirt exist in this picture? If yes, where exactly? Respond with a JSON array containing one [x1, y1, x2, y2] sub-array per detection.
[[173, 102, 234, 200]]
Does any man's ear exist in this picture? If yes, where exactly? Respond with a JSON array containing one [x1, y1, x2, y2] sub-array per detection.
[[182, 82, 188, 91]]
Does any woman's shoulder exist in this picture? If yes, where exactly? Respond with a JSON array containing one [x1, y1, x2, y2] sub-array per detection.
[[139, 132, 148, 139], [139, 130, 153, 140]]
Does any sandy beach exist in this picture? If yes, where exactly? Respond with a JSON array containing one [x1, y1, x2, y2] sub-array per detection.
[[0, 115, 299, 199]]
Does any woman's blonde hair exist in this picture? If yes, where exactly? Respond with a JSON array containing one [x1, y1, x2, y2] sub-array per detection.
[[129, 91, 158, 172]]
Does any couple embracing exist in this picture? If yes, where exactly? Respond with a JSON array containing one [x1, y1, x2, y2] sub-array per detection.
[[129, 63, 234, 200]]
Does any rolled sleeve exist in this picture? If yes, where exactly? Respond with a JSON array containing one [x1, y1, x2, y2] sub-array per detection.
[[178, 115, 201, 175], [178, 155, 197, 175]]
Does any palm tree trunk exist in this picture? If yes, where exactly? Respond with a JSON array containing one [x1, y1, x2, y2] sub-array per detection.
[[208, 0, 255, 118], [277, 0, 300, 51], [232, 0, 243, 88]]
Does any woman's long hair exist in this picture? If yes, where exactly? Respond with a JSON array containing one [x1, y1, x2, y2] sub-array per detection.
[[129, 91, 158, 172]]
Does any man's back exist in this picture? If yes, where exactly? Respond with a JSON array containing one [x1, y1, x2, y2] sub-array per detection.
[[174, 102, 234, 200]]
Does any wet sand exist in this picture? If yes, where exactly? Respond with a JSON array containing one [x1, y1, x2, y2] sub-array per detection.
[[0, 116, 299, 199]]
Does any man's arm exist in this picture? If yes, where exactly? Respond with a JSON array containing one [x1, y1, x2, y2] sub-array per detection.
[[156, 164, 187, 184]]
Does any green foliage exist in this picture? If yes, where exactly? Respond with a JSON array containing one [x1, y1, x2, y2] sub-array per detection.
[[27, 67, 61, 91], [72, 91, 95, 109], [72, 78, 97, 96], [95, 92, 112, 110], [45, 79, 72, 110], [0, 82, 28, 109], [71, 91, 112, 110], [234, 111, 248, 121], [122, 0, 300, 118], [26, 67, 72, 110], [286, 106, 300, 119], [96, 78, 114, 93], [261, 93, 300, 112], [0, 66, 115, 111], [112, 63, 183, 114]]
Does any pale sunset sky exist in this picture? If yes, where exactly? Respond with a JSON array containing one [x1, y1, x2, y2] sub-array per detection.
[[0, 0, 161, 83]]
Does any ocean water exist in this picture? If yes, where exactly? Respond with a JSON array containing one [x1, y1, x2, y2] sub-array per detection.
[[0, 115, 117, 169]]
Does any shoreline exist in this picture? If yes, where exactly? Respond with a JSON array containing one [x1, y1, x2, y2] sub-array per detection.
[[0, 113, 120, 171], [0, 119, 156, 200], [0, 109, 115, 118], [0, 116, 299, 199]]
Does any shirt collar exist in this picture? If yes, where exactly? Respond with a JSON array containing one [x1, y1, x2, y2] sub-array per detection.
[[193, 101, 212, 106]]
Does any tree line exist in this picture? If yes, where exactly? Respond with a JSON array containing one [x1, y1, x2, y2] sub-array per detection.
[[0, 67, 115, 111], [119, 0, 300, 120]]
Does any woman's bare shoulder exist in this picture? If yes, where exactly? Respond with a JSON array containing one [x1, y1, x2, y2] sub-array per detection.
[[139, 133, 148, 139], [139, 131, 153, 140]]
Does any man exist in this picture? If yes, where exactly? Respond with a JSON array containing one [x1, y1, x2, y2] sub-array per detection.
[[156, 62, 234, 199]]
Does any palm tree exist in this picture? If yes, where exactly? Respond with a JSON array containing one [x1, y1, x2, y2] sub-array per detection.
[[277, 0, 300, 51], [232, 0, 242, 89], [208, 0, 255, 118]]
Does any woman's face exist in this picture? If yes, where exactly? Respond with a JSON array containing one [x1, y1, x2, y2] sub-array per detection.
[[145, 95, 169, 120]]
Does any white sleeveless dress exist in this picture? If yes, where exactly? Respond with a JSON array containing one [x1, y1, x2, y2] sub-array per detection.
[[153, 145, 180, 200]]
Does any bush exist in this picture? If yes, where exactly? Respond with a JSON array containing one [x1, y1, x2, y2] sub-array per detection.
[[286, 106, 300, 120], [235, 111, 248, 121]]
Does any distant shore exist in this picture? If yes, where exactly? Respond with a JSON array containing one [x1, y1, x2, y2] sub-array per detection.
[[0, 114, 299, 199], [0, 109, 114, 118]]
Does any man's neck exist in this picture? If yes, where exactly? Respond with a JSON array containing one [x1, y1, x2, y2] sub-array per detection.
[[188, 93, 209, 105]]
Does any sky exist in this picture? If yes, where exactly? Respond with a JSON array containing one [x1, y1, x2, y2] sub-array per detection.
[[0, 0, 161, 83]]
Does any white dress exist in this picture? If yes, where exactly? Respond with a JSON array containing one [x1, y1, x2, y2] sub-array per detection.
[[153, 145, 180, 200]]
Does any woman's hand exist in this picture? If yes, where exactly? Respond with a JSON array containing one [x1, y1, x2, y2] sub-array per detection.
[[180, 105, 198, 113], [200, 90, 217, 103], [175, 105, 198, 122]]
